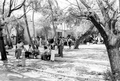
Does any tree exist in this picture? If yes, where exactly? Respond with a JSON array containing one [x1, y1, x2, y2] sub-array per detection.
[[36, 0, 63, 39], [74, 23, 94, 48], [41, 26, 51, 40], [23, 2, 35, 49], [0, 0, 26, 65], [0, 20, 7, 61], [28, 0, 41, 40], [48, 0, 57, 39], [64, 1, 96, 49], [32, 2, 35, 40], [73, 0, 120, 80]]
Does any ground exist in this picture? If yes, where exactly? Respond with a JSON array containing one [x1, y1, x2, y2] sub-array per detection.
[[0, 44, 110, 81]]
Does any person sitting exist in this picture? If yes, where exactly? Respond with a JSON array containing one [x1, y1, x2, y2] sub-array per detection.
[[33, 46, 40, 59], [41, 46, 51, 60], [25, 45, 33, 58]]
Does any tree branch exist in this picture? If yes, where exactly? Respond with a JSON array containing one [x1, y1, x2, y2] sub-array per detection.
[[103, 0, 116, 12], [89, 16, 108, 41], [7, 0, 26, 17], [75, 0, 82, 12], [96, 0, 110, 24], [23, 2, 35, 49], [66, 0, 79, 8], [74, 23, 94, 49], [48, 0, 57, 37], [8, 0, 13, 17], [2, 0, 6, 15], [79, 0, 91, 9], [54, 0, 59, 8], [112, 19, 118, 35], [11, 9, 31, 22], [11, 0, 26, 11]]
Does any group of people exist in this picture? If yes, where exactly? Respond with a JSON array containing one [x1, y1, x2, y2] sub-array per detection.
[[15, 37, 72, 61], [15, 41, 40, 59], [14, 36, 65, 62]]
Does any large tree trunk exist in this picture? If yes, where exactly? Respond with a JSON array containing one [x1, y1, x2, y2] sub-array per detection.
[[23, 4, 35, 49], [0, 31, 7, 61], [106, 44, 120, 81], [48, 0, 57, 41], [74, 25, 94, 49], [89, 16, 120, 81], [0, 21, 7, 61]]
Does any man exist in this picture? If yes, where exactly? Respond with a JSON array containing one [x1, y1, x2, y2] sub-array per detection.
[[58, 37, 64, 57]]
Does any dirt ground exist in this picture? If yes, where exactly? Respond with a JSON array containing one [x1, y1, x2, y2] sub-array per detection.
[[0, 44, 110, 81]]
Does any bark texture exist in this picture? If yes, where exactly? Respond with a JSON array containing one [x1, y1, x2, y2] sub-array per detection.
[[23, 4, 35, 49], [0, 21, 7, 61], [90, 16, 120, 81]]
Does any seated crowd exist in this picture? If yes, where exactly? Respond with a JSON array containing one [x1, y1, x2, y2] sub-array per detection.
[[15, 41, 54, 61]]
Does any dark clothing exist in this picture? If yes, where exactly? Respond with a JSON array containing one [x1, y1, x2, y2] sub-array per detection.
[[68, 41, 72, 48], [58, 38, 64, 57], [51, 44, 55, 50], [41, 49, 51, 60], [41, 54, 51, 60], [58, 45, 63, 57], [25, 51, 32, 58], [33, 49, 39, 58], [15, 49, 21, 59]]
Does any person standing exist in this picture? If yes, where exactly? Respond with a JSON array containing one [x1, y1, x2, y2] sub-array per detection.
[[16, 41, 23, 59], [68, 38, 72, 49], [58, 37, 64, 57], [21, 45, 26, 67]]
